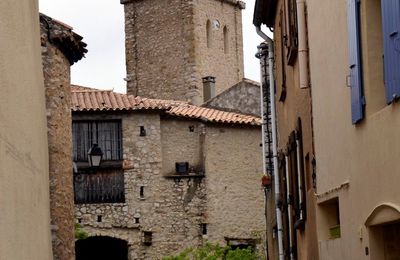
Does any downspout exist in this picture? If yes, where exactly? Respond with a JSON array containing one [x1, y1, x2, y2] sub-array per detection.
[[257, 41, 270, 260], [256, 26, 285, 260], [296, 0, 309, 89]]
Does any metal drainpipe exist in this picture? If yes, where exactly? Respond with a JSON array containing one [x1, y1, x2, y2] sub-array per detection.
[[297, 0, 309, 89], [256, 26, 285, 260], [257, 41, 270, 260]]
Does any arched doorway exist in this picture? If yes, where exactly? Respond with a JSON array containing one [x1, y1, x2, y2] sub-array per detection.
[[76, 236, 128, 260], [366, 204, 400, 260]]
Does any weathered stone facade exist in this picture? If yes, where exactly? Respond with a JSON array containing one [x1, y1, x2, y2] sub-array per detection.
[[122, 0, 244, 102], [203, 78, 261, 116], [73, 110, 265, 259], [40, 14, 87, 260]]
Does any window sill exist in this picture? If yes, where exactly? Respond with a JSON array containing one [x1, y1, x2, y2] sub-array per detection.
[[74, 160, 123, 170], [164, 173, 205, 179]]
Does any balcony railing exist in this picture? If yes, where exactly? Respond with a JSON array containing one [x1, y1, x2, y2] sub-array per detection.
[[74, 170, 125, 204]]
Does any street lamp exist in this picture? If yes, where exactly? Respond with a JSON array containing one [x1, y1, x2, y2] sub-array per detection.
[[88, 144, 103, 168]]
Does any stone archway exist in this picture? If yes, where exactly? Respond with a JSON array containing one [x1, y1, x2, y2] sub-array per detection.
[[76, 236, 128, 260]]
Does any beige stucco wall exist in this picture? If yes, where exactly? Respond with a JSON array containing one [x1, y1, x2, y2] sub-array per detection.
[[308, 0, 400, 259], [0, 1, 52, 259]]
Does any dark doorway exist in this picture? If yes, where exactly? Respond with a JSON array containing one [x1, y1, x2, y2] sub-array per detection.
[[76, 236, 128, 260]]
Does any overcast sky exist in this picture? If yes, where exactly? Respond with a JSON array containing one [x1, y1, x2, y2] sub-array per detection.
[[39, 0, 268, 93]]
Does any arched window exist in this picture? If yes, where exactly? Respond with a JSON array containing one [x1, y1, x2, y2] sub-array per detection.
[[206, 20, 212, 48], [223, 26, 229, 54]]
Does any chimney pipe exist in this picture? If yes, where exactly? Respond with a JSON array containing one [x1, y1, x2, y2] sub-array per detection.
[[202, 76, 216, 102]]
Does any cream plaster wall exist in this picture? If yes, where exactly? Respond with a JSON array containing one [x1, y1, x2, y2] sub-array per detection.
[[308, 0, 400, 259], [0, 1, 52, 259]]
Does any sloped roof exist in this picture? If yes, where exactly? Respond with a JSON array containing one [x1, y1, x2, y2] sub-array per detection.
[[40, 13, 88, 65], [71, 86, 179, 111], [167, 104, 260, 125], [253, 0, 277, 28], [71, 86, 261, 126]]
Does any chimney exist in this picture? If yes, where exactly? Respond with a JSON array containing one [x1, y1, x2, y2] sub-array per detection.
[[202, 76, 216, 102]]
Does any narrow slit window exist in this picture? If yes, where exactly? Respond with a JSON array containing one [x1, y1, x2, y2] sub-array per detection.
[[140, 186, 144, 198], [223, 26, 229, 54], [206, 20, 212, 48], [201, 223, 208, 235]]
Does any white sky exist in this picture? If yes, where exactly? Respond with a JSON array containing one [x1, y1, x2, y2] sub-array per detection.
[[39, 0, 268, 93]]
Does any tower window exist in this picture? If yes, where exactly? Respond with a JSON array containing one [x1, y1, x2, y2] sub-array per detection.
[[140, 186, 144, 199], [223, 26, 229, 54], [206, 20, 212, 48]]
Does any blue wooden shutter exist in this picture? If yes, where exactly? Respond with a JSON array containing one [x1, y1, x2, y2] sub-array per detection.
[[347, 0, 364, 124], [381, 0, 400, 103]]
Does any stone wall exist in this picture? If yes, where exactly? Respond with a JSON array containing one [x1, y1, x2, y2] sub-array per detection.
[[204, 125, 265, 252], [74, 112, 207, 259], [41, 37, 75, 260], [193, 0, 245, 99], [203, 79, 261, 116], [123, 0, 196, 101], [74, 111, 264, 259], [122, 0, 244, 102], [40, 14, 86, 260]]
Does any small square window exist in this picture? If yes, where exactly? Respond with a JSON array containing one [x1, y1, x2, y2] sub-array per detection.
[[143, 231, 152, 245]]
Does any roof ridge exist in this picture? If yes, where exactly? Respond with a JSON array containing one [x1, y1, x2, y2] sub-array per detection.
[[70, 86, 261, 126]]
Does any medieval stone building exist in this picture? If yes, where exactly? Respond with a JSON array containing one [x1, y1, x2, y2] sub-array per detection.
[[46, 1, 265, 259], [121, 0, 245, 104], [71, 86, 265, 259], [40, 13, 87, 260]]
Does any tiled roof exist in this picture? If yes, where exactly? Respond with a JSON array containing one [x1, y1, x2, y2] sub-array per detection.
[[71, 86, 261, 126], [167, 104, 260, 125], [40, 13, 88, 65]]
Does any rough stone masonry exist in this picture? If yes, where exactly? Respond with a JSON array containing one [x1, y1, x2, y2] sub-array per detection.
[[122, 0, 245, 103]]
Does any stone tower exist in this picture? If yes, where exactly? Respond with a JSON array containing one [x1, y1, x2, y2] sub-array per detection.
[[121, 0, 245, 104]]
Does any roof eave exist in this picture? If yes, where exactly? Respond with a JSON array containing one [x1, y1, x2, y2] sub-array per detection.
[[253, 0, 278, 28]]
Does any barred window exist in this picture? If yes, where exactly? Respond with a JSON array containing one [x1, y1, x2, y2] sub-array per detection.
[[72, 120, 122, 162]]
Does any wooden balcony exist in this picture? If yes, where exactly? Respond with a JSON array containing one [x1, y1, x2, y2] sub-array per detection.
[[74, 169, 125, 204]]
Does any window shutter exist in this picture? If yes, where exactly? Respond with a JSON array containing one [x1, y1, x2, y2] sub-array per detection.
[[347, 0, 364, 124], [381, 0, 400, 103]]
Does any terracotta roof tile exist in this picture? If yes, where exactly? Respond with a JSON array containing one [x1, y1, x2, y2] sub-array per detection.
[[71, 86, 261, 126]]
